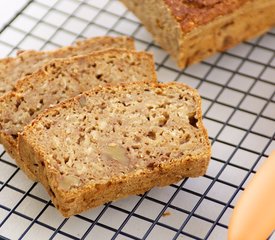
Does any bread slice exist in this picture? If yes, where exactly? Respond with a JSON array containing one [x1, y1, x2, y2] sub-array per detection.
[[0, 36, 134, 96], [120, 0, 275, 68], [0, 49, 156, 180], [18, 82, 211, 217]]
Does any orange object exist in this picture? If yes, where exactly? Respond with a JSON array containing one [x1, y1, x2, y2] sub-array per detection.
[[228, 151, 275, 240]]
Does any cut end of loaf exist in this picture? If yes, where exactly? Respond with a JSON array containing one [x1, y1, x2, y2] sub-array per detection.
[[19, 82, 211, 217]]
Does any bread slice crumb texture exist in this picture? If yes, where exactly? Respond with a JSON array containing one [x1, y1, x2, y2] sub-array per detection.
[[0, 36, 134, 96], [0, 49, 155, 136], [21, 82, 211, 192]]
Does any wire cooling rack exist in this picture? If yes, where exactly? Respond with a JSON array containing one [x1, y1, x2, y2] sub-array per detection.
[[0, 0, 274, 239]]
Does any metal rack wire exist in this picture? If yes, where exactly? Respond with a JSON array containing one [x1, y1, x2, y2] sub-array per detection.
[[0, 0, 274, 239]]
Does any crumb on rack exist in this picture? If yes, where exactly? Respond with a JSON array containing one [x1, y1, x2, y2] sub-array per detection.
[[162, 211, 171, 217]]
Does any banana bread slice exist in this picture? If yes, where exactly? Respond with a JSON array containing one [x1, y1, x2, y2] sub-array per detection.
[[120, 0, 275, 68], [0, 49, 156, 180], [0, 36, 134, 96], [19, 82, 211, 217]]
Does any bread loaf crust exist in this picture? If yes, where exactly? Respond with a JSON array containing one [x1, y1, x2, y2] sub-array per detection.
[[0, 49, 156, 180], [120, 0, 275, 68], [19, 82, 211, 217], [164, 0, 249, 33]]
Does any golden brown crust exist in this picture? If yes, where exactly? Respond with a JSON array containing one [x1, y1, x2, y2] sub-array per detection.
[[164, 0, 249, 33], [0, 132, 18, 159], [19, 82, 211, 217], [0, 132, 36, 179]]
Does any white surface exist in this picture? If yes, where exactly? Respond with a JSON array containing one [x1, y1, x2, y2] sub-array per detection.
[[0, 1, 29, 30], [0, 0, 274, 240]]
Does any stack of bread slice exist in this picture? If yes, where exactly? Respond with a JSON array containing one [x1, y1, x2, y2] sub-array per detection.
[[0, 36, 211, 217]]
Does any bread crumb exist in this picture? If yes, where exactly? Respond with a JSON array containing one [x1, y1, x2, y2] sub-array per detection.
[[162, 211, 171, 217]]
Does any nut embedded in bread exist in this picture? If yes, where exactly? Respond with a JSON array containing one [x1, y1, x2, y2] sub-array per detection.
[[0, 49, 156, 180], [120, 0, 275, 68], [18, 82, 211, 217], [0, 36, 134, 96]]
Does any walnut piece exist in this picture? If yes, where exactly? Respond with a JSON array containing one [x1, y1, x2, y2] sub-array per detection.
[[102, 143, 129, 165], [59, 175, 80, 191]]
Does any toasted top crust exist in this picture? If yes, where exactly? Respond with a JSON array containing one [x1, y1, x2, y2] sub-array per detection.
[[164, 0, 249, 33], [0, 36, 134, 96]]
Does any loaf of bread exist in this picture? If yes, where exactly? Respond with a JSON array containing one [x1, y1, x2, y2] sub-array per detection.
[[120, 0, 275, 68], [18, 82, 211, 217], [0, 49, 156, 180], [0, 36, 134, 96]]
